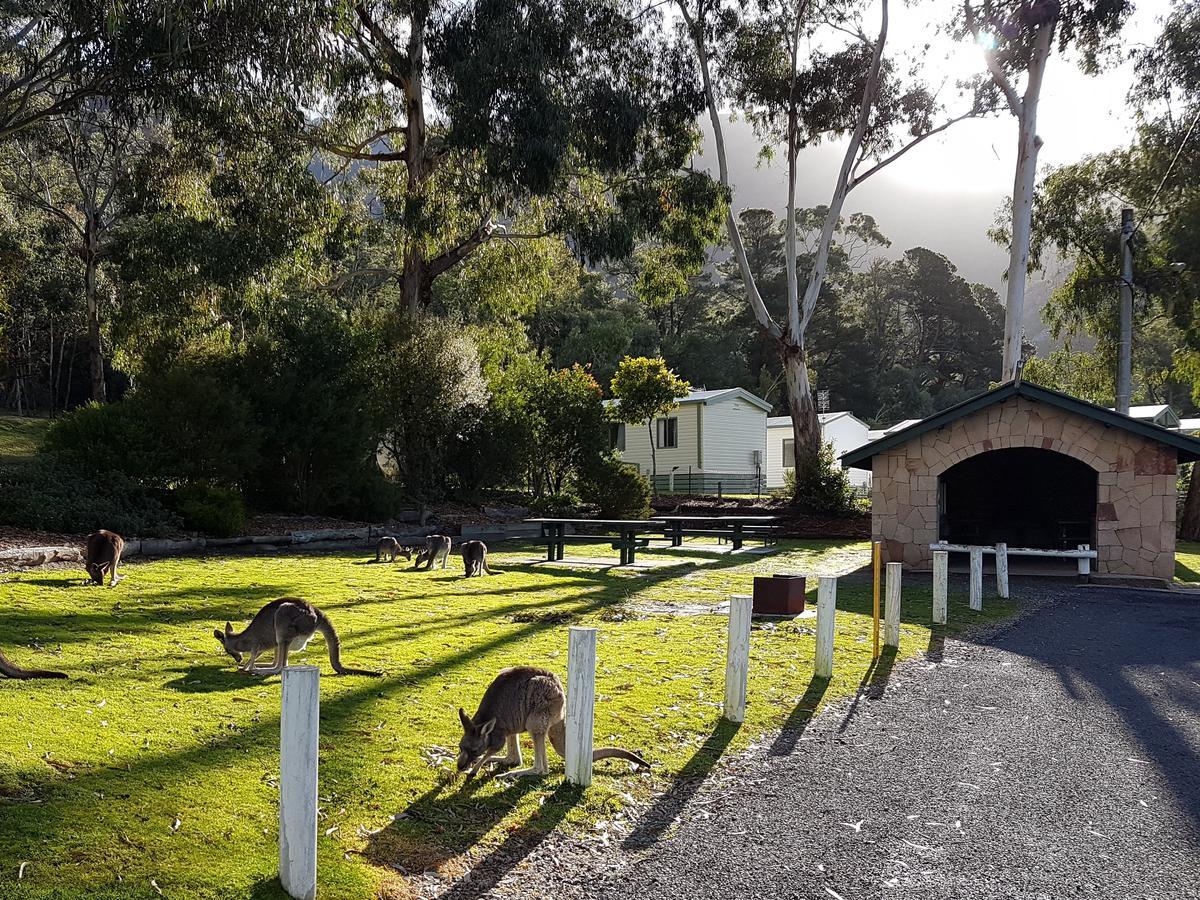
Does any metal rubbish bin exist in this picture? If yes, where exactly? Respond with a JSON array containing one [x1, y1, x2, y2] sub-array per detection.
[[752, 574, 806, 615]]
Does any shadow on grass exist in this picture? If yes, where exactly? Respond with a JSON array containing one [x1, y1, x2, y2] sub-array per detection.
[[621, 718, 741, 851], [768, 675, 830, 756], [162, 664, 266, 693], [364, 773, 585, 899]]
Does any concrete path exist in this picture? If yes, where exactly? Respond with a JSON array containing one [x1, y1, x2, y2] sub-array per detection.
[[596, 586, 1200, 900]]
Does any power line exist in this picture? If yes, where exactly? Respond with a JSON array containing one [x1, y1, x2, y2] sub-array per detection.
[[1147, 106, 1200, 214]]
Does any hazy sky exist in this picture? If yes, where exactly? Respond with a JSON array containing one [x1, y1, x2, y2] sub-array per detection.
[[697, 0, 1169, 304]]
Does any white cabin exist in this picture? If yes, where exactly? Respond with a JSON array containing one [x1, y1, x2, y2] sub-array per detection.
[[606, 388, 771, 493], [765, 411, 872, 490]]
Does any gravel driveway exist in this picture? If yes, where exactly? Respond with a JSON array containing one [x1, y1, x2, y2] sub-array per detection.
[[442, 582, 1200, 900]]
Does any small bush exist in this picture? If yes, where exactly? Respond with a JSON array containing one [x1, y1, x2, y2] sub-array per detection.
[[527, 492, 582, 517], [43, 401, 152, 477], [0, 458, 177, 536], [578, 456, 652, 519], [172, 483, 246, 537], [784, 442, 854, 515]]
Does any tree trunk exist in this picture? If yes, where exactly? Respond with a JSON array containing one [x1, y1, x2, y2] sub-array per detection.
[[782, 342, 822, 474], [1000, 22, 1053, 380], [647, 420, 658, 495], [84, 230, 105, 403], [1180, 464, 1200, 541]]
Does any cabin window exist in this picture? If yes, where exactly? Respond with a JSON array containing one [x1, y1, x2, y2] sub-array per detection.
[[782, 438, 795, 467], [609, 423, 626, 451], [656, 417, 678, 449]]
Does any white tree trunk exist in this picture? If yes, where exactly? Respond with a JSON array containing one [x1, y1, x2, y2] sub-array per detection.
[[999, 23, 1054, 380]]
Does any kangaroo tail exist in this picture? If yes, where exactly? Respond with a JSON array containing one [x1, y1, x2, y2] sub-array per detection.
[[0, 650, 67, 680], [593, 747, 651, 768], [315, 610, 381, 677], [548, 721, 648, 768]]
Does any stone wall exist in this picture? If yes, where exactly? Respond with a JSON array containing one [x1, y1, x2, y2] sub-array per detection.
[[870, 395, 1178, 581]]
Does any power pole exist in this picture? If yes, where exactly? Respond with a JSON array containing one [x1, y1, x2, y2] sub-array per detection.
[[1115, 208, 1134, 415]]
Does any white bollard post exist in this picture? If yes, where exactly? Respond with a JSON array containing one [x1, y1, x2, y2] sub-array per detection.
[[969, 547, 983, 611], [723, 597, 753, 722], [995, 542, 1009, 599], [932, 550, 948, 625], [814, 576, 838, 679], [565, 626, 597, 787], [1078, 544, 1091, 577], [884, 562, 902, 648], [279, 665, 319, 900]]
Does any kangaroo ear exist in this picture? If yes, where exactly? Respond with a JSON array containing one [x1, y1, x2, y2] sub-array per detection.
[[479, 718, 497, 738], [225, 622, 233, 635], [458, 707, 472, 730], [213, 629, 225, 643]]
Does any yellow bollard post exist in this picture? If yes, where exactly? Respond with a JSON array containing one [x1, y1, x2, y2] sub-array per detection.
[[872, 541, 882, 660]]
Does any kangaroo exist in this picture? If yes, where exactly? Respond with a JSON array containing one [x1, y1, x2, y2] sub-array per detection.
[[85, 530, 124, 587], [461, 540, 491, 577], [456, 666, 650, 779], [414, 534, 452, 571], [213, 598, 381, 677], [375, 537, 410, 563], [0, 648, 67, 680]]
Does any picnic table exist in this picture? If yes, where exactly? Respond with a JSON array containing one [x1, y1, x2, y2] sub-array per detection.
[[525, 518, 663, 565], [654, 515, 780, 550]]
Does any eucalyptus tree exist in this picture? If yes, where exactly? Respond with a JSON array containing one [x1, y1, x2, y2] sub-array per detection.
[[282, 0, 724, 314], [0, 2, 326, 140], [961, 0, 1131, 379], [0, 101, 155, 401], [678, 0, 989, 472]]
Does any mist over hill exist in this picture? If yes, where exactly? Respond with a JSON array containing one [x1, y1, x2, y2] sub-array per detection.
[[698, 116, 1060, 349]]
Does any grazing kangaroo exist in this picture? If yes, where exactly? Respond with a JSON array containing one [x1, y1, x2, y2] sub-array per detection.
[[0, 648, 67, 680], [85, 530, 124, 587], [461, 540, 491, 577], [414, 535, 452, 571], [213, 598, 381, 677], [456, 666, 650, 778], [375, 537, 410, 563]]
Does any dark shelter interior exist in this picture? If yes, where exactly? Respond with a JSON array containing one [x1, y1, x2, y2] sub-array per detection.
[[939, 448, 1097, 550]]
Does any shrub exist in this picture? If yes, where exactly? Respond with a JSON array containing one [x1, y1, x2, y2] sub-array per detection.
[[527, 491, 582, 517], [172, 483, 247, 537], [578, 456, 652, 519], [784, 441, 854, 515], [0, 458, 177, 536], [43, 401, 152, 477]]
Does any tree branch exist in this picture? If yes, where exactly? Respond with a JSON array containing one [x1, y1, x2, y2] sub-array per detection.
[[850, 107, 984, 187]]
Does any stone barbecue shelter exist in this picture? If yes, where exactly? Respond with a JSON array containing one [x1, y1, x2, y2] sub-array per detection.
[[842, 381, 1200, 582]]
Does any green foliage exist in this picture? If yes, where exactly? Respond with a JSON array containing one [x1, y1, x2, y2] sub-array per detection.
[[43, 401, 153, 478], [172, 483, 247, 537], [1021, 347, 1116, 405], [0, 457, 176, 536], [784, 442, 854, 515], [608, 356, 691, 425], [578, 455, 652, 519], [363, 313, 489, 509]]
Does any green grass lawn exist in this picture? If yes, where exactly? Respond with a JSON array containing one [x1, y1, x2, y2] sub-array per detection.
[[1175, 541, 1200, 583], [0, 540, 1017, 899], [0, 416, 49, 460]]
